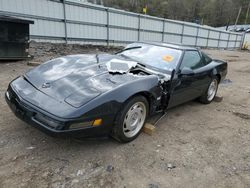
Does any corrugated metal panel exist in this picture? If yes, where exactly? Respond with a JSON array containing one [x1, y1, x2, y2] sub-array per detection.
[[209, 31, 220, 39], [67, 23, 107, 39], [198, 28, 209, 38], [29, 19, 65, 37], [182, 36, 196, 45], [243, 33, 250, 45], [208, 39, 219, 47], [109, 28, 137, 41], [219, 41, 227, 48], [164, 34, 182, 43], [165, 22, 183, 34], [228, 42, 236, 48], [197, 38, 207, 47], [183, 26, 197, 35], [66, 4, 107, 24], [0, 0, 243, 48], [220, 33, 229, 40], [109, 12, 138, 28], [140, 32, 162, 42], [1, 0, 64, 19], [229, 34, 237, 41], [236, 41, 241, 47], [140, 17, 163, 32]]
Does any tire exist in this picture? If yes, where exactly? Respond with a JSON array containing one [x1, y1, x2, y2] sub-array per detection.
[[199, 77, 219, 104], [111, 96, 149, 143]]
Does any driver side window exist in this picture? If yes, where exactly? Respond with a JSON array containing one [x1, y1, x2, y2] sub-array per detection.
[[180, 51, 203, 70]]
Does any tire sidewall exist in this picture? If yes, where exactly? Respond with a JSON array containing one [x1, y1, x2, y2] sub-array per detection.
[[113, 96, 149, 142], [207, 78, 218, 102], [204, 77, 219, 103], [199, 77, 219, 104]]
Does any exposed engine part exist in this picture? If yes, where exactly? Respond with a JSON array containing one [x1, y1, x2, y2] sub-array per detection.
[[106, 59, 137, 74], [154, 69, 176, 125]]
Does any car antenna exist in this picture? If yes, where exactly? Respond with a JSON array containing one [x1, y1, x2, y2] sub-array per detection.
[[153, 69, 176, 126], [96, 54, 101, 68], [96, 54, 99, 64]]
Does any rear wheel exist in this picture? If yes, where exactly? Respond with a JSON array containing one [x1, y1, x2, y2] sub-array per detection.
[[199, 77, 219, 104], [111, 96, 148, 143]]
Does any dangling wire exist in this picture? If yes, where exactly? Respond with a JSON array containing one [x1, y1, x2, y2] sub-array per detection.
[[153, 69, 176, 126]]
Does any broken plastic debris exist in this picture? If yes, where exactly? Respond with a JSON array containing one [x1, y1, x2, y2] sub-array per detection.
[[26, 146, 36, 150], [76, 169, 84, 176], [106, 165, 114, 172], [106, 59, 137, 74], [167, 163, 176, 170]]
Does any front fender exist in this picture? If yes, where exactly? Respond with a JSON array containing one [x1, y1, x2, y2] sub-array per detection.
[[71, 75, 161, 119]]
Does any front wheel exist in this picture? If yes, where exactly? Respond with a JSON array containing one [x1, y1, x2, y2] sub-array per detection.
[[111, 96, 148, 143], [199, 78, 219, 104]]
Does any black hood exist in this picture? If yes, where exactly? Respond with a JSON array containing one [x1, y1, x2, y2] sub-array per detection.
[[24, 54, 151, 107]]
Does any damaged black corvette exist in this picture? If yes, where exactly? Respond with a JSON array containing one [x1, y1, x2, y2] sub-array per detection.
[[5, 42, 227, 142]]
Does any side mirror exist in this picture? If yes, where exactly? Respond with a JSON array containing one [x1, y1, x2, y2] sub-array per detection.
[[180, 67, 194, 76]]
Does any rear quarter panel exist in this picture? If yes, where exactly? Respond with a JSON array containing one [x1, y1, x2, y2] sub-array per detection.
[[213, 59, 228, 82]]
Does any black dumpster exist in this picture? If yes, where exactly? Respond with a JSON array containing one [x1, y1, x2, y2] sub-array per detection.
[[0, 16, 34, 60]]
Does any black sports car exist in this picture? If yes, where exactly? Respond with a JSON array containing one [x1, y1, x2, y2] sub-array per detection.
[[5, 42, 227, 142]]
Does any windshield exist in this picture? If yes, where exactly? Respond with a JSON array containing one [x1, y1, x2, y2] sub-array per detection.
[[119, 43, 182, 72]]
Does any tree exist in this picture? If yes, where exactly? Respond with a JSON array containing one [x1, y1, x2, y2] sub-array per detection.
[[88, 0, 250, 27]]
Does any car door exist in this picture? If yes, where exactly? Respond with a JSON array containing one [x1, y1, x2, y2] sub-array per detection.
[[168, 50, 209, 108], [194, 51, 213, 92]]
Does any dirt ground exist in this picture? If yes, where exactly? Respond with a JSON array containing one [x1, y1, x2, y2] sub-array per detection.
[[0, 43, 249, 188]]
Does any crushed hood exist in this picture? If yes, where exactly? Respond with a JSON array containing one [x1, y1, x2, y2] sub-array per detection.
[[24, 54, 148, 107]]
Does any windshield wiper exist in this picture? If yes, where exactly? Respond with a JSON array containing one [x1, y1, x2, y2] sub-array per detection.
[[116, 46, 142, 54]]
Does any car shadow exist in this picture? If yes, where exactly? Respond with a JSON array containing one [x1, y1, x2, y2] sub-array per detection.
[[56, 100, 202, 145], [148, 99, 202, 125], [8, 99, 206, 152]]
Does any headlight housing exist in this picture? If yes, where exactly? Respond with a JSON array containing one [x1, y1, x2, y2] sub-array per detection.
[[69, 119, 102, 130], [69, 121, 93, 129], [34, 113, 62, 128]]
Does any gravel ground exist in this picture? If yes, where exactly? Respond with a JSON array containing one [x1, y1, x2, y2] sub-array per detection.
[[0, 43, 249, 188]]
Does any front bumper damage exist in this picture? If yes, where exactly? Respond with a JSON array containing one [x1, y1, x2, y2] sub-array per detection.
[[5, 86, 113, 138]]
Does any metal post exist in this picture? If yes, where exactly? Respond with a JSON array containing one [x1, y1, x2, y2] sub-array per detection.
[[206, 29, 210, 48], [240, 33, 246, 49], [138, 15, 141, 41], [106, 8, 109, 46], [62, 0, 68, 44], [180, 24, 184, 44], [217, 31, 221, 49], [195, 27, 199, 47], [162, 19, 165, 42], [226, 33, 230, 49], [234, 35, 238, 49]]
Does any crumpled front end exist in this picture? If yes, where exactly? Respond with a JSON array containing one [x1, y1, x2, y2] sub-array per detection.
[[5, 77, 116, 138]]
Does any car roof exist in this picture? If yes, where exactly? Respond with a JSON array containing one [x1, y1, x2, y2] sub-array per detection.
[[135, 41, 198, 51]]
